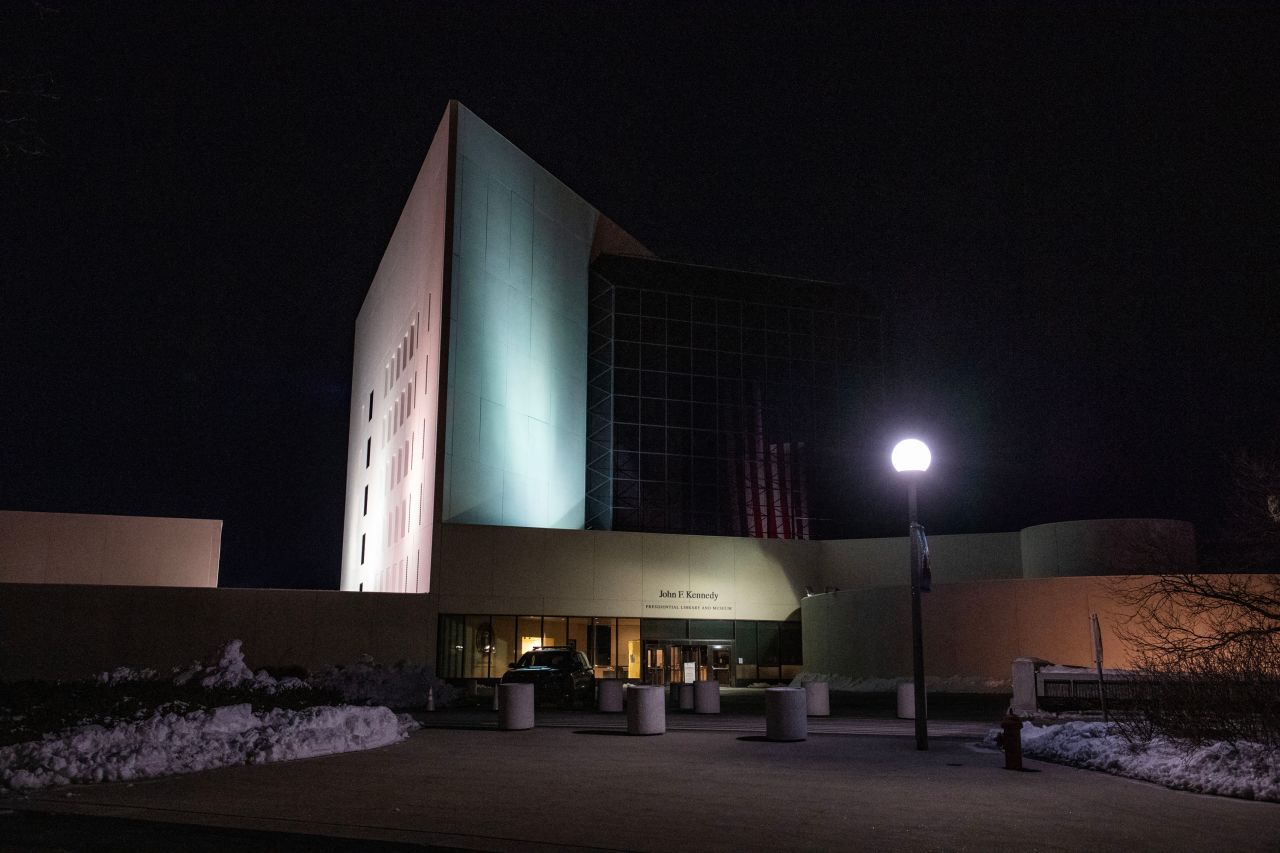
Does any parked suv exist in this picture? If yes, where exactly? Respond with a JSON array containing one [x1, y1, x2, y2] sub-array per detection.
[[501, 647, 596, 708]]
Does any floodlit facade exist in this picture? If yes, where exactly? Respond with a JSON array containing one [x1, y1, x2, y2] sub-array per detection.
[[341, 102, 1197, 686], [340, 102, 648, 596]]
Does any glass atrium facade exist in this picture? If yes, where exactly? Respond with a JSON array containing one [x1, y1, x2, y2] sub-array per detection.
[[587, 255, 884, 539]]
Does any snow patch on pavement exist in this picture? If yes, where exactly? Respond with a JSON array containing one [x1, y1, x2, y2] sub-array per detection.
[[1, 703, 411, 791], [990, 721, 1279, 802], [794, 671, 1010, 692]]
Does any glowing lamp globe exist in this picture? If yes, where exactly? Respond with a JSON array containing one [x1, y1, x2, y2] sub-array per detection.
[[891, 439, 931, 473]]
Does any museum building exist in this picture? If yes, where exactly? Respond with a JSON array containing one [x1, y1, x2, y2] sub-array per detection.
[[339, 101, 1196, 688], [0, 105, 1209, 691]]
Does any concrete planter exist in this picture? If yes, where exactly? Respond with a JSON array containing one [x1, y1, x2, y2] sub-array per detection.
[[896, 682, 927, 719], [598, 679, 624, 712], [498, 683, 534, 730], [626, 685, 666, 735], [803, 680, 830, 716], [765, 687, 807, 741], [693, 680, 721, 714]]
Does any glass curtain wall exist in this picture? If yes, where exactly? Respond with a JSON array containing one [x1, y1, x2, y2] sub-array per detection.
[[587, 255, 885, 540], [439, 614, 797, 683], [439, 614, 646, 680], [618, 617, 640, 678], [518, 616, 543, 656]]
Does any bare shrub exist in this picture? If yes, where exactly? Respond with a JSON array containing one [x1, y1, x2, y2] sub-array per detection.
[[1114, 573, 1280, 748]]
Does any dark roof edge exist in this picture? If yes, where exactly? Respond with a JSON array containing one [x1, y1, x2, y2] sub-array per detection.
[[592, 253, 881, 311]]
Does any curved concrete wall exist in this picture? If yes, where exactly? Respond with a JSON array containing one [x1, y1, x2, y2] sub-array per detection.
[[819, 518, 1195, 590], [1020, 519, 1195, 578], [819, 531, 1022, 589]]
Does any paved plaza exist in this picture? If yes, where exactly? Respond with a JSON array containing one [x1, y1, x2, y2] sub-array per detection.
[[5, 705, 1278, 852]]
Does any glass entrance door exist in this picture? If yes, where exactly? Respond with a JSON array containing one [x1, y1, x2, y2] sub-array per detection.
[[708, 643, 733, 686], [641, 640, 732, 685]]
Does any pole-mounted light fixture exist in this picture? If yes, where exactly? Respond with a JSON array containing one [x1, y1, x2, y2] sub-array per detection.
[[891, 437, 931, 473], [892, 437, 930, 750]]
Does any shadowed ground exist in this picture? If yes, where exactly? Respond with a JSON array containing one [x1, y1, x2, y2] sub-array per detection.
[[4, 705, 1277, 852]]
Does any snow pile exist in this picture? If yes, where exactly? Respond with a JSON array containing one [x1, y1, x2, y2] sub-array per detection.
[[95, 666, 157, 686], [794, 672, 1010, 693], [993, 721, 1279, 802], [1, 703, 412, 791], [91, 641, 448, 706], [309, 655, 458, 709], [0, 642, 439, 792], [171, 640, 307, 695]]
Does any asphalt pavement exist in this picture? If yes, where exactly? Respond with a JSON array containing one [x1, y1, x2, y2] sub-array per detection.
[[4, 703, 1277, 852]]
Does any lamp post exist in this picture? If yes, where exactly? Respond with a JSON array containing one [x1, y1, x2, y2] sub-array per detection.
[[892, 438, 931, 750]]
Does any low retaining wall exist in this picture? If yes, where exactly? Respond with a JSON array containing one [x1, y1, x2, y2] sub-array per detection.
[[801, 575, 1159, 685], [0, 584, 435, 682], [0, 511, 222, 588]]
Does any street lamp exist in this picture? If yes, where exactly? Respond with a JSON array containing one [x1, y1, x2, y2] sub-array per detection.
[[892, 438, 930, 750]]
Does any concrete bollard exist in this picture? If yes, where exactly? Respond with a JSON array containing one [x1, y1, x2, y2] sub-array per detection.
[[626, 685, 666, 735], [693, 680, 720, 714], [1011, 658, 1039, 714], [679, 683, 695, 711], [765, 687, 807, 741], [803, 680, 830, 716], [896, 682, 927, 719], [498, 683, 534, 730], [598, 679, 624, 713]]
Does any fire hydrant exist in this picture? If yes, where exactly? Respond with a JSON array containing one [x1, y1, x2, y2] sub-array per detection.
[[995, 710, 1024, 771]]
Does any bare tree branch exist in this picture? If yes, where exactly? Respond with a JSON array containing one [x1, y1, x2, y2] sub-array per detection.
[[1206, 445, 1280, 569], [1109, 573, 1280, 747], [0, 4, 65, 158]]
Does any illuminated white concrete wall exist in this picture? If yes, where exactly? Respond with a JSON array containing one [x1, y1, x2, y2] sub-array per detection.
[[433, 523, 820, 622], [442, 105, 597, 529], [428, 518, 1198, 619], [343, 102, 648, 592], [340, 106, 453, 593]]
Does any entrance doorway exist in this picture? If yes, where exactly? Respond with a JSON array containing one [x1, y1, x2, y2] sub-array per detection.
[[641, 640, 734, 686]]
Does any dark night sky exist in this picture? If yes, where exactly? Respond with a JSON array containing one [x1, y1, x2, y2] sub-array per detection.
[[3, 2, 1278, 588]]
